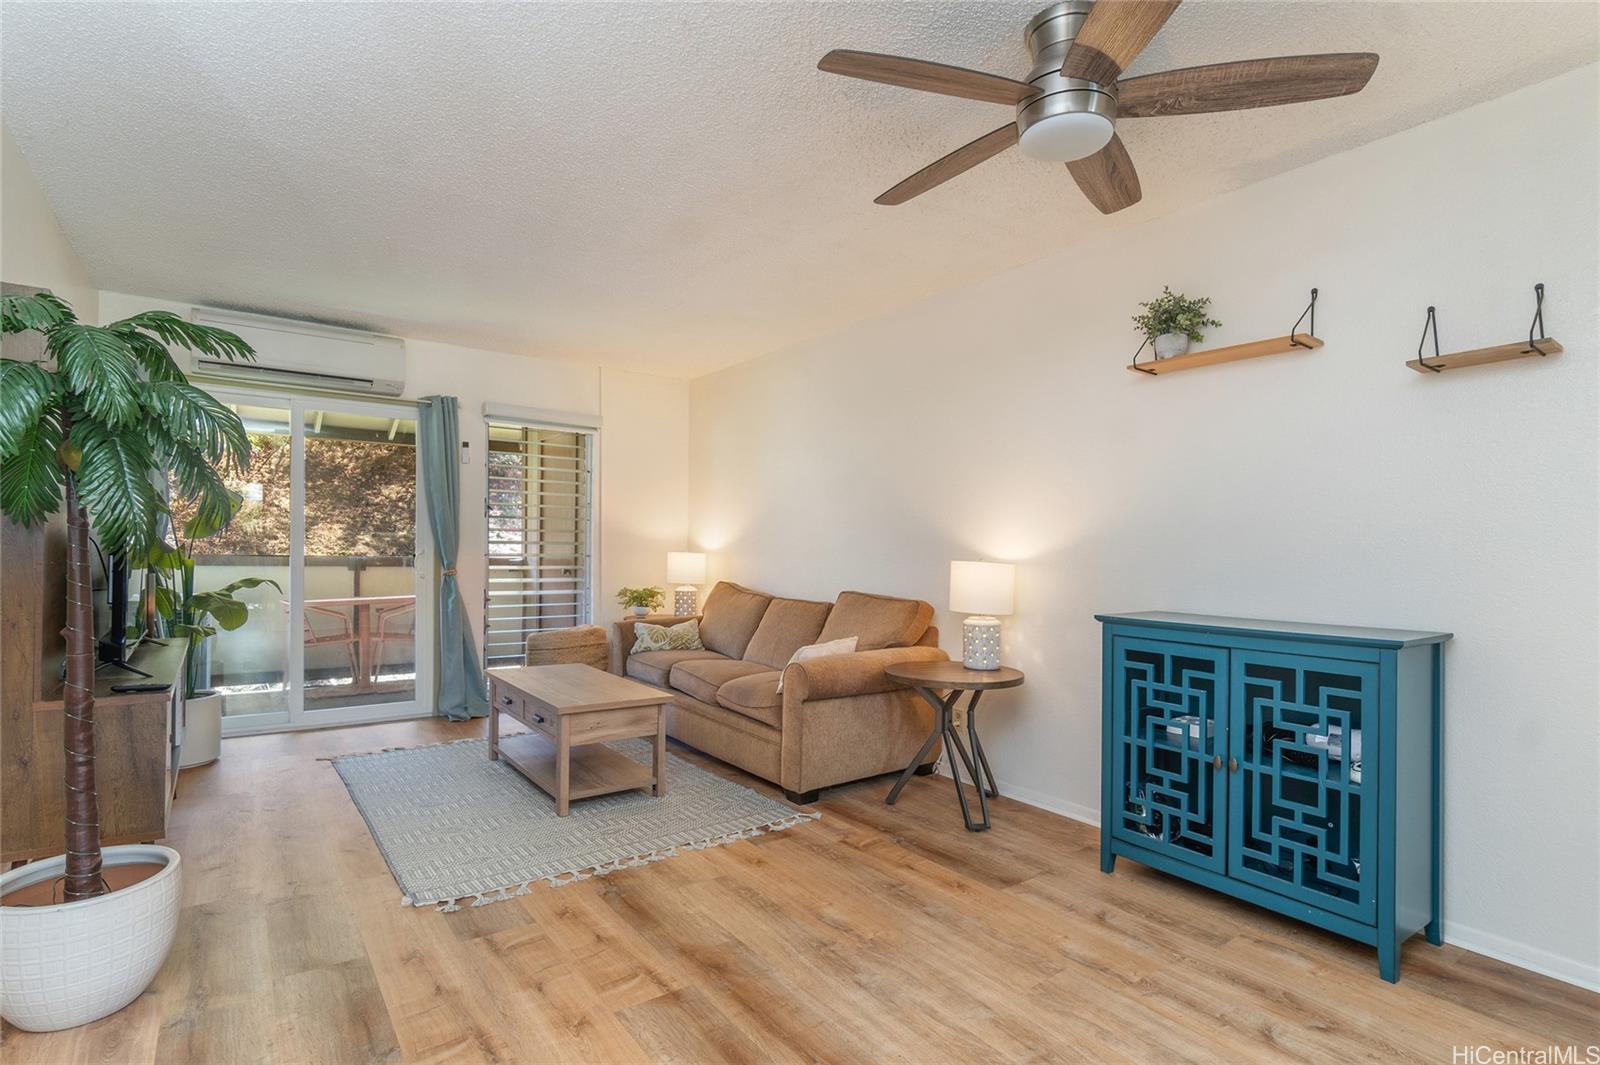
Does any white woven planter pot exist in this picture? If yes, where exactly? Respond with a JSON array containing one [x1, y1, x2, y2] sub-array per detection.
[[0, 844, 181, 1032]]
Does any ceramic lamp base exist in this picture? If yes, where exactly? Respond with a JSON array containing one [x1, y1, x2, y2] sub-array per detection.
[[962, 616, 1002, 670], [674, 586, 698, 616]]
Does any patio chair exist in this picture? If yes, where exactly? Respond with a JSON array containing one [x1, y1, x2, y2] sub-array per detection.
[[369, 602, 416, 684], [283, 600, 361, 684]]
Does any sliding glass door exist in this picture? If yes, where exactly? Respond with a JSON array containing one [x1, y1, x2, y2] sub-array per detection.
[[174, 388, 433, 734]]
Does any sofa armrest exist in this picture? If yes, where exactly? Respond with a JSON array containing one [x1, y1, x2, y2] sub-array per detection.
[[782, 646, 947, 703]]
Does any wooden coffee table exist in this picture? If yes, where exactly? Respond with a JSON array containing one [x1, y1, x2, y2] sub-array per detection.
[[486, 664, 671, 816]]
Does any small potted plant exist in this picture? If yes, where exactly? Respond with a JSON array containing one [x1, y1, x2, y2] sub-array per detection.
[[1132, 286, 1222, 359], [615, 586, 665, 617]]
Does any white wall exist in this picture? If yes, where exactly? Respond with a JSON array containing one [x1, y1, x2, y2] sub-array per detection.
[[689, 67, 1600, 988], [95, 291, 691, 649], [1, 121, 98, 320]]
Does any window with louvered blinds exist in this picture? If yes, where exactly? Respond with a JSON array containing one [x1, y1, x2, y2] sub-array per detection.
[[484, 422, 594, 666]]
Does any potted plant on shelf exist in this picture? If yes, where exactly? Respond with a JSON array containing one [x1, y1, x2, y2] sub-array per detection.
[[615, 585, 665, 617], [0, 291, 256, 1032], [1132, 286, 1222, 359], [147, 509, 280, 769]]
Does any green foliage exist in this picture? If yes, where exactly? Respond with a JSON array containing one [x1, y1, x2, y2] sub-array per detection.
[[615, 585, 665, 610], [0, 414, 65, 522], [1, 291, 74, 333], [71, 420, 162, 554], [0, 294, 255, 556], [1132, 286, 1222, 343], [0, 359, 58, 455], [148, 530, 280, 695]]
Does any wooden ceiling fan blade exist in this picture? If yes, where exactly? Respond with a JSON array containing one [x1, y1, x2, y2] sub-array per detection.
[[1065, 133, 1141, 214], [876, 124, 1020, 205], [1061, 0, 1181, 84], [1117, 53, 1380, 117], [818, 49, 1039, 106]]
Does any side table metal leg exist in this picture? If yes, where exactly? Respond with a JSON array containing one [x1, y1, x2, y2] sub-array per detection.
[[967, 691, 998, 799], [944, 718, 977, 830], [886, 687, 955, 805]]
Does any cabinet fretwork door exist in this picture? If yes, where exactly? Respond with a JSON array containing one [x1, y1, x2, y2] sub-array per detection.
[[1227, 650, 1377, 922], [1109, 638, 1229, 872]]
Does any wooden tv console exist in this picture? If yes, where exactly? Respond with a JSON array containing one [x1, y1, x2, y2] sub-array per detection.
[[2, 511, 187, 864]]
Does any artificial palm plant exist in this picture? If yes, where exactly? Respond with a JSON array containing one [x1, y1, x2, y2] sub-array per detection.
[[0, 291, 255, 901]]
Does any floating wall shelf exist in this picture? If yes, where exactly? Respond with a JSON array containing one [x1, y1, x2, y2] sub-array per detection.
[[1127, 333, 1323, 376], [1408, 284, 1561, 374], [1405, 338, 1563, 374], [1129, 288, 1321, 377]]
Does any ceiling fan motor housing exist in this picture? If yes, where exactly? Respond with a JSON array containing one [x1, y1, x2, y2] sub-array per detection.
[[1018, 1, 1118, 161]]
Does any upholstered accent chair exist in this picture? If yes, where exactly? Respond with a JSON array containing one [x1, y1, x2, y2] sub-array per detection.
[[615, 582, 947, 803]]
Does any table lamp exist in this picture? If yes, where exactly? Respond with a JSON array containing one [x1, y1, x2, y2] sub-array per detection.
[[949, 561, 1014, 670], [667, 552, 707, 615]]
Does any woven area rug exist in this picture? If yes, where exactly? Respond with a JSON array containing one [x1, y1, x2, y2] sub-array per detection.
[[332, 737, 817, 911]]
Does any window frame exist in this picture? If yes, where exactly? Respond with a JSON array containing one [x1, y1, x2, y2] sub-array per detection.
[[482, 415, 599, 668]]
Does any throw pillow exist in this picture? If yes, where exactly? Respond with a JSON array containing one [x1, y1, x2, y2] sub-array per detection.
[[776, 636, 858, 692], [631, 619, 705, 653]]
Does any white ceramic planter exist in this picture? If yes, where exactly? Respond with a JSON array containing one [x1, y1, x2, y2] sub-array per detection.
[[1154, 332, 1191, 358], [632, 606, 651, 616], [179, 691, 222, 769], [0, 845, 181, 1032]]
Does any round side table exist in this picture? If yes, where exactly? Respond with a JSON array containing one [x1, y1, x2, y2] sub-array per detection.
[[883, 660, 1024, 832]]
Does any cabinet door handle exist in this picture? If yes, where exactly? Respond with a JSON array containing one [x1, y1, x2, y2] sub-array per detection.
[[1228, 757, 1239, 773], [1211, 755, 1222, 770]]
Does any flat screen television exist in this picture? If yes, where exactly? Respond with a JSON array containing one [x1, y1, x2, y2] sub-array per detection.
[[90, 537, 148, 677]]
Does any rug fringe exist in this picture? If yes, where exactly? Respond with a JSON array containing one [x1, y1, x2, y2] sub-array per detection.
[[413, 810, 820, 912]]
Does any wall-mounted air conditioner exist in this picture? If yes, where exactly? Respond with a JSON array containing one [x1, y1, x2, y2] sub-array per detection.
[[185, 308, 406, 397]]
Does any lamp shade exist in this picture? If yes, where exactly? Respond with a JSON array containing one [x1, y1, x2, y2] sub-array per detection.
[[949, 561, 1014, 616], [667, 552, 707, 585]]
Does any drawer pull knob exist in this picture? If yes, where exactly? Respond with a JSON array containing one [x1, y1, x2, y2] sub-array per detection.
[[1228, 757, 1239, 773], [533, 713, 546, 724], [1211, 755, 1222, 770], [500, 695, 514, 705]]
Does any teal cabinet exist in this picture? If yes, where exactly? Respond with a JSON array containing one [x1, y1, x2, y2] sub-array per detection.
[[1097, 613, 1450, 983]]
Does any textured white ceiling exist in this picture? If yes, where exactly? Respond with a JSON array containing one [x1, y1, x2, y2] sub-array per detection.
[[3, 2, 1595, 378]]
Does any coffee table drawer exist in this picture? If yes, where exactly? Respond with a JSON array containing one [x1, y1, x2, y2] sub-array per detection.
[[490, 684, 555, 737], [567, 704, 662, 745], [490, 682, 523, 721]]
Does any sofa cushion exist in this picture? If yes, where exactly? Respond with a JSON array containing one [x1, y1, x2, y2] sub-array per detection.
[[627, 649, 728, 687], [817, 591, 934, 651], [741, 597, 834, 670], [715, 671, 784, 729], [698, 582, 773, 659], [669, 657, 772, 705]]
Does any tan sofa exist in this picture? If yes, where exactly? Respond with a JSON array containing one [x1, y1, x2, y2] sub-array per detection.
[[615, 582, 948, 803]]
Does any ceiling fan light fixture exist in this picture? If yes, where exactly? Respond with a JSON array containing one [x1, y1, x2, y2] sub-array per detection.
[[1016, 109, 1114, 162]]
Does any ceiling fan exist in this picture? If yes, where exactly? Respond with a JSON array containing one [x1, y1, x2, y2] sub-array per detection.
[[818, 0, 1378, 213]]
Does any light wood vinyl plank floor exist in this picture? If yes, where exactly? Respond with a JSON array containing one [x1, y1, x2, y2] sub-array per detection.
[[3, 716, 1594, 1064]]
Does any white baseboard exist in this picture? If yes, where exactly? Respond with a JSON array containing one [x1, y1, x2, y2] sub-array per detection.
[[932, 764, 1598, 991], [1442, 921, 1600, 993], [930, 762, 1099, 827]]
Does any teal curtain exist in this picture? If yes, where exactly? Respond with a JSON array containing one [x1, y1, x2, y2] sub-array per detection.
[[418, 395, 488, 720]]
